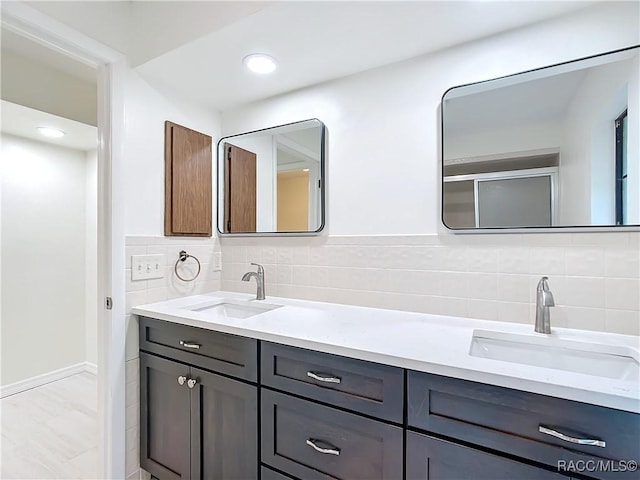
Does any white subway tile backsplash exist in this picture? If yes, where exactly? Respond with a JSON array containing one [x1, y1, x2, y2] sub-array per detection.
[[497, 247, 530, 274], [125, 358, 139, 385], [605, 309, 640, 335], [126, 291, 148, 315], [218, 233, 638, 336], [126, 270, 148, 292], [556, 276, 606, 309], [528, 247, 566, 276], [497, 301, 530, 324], [605, 248, 640, 278], [439, 272, 470, 298], [499, 274, 533, 303], [275, 264, 293, 285], [291, 265, 311, 286], [125, 315, 139, 361], [565, 248, 604, 277], [559, 306, 607, 332], [465, 272, 497, 300], [466, 299, 499, 321], [605, 278, 640, 311]]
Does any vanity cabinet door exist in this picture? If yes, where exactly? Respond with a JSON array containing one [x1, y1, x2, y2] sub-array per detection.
[[140, 353, 192, 480], [406, 432, 567, 480], [190, 367, 258, 480], [164, 121, 212, 236]]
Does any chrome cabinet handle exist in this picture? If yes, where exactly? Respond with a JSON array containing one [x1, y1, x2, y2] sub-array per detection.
[[187, 378, 197, 389], [180, 340, 201, 350], [306, 438, 340, 456], [307, 371, 341, 384], [177, 375, 187, 386], [539, 425, 606, 448]]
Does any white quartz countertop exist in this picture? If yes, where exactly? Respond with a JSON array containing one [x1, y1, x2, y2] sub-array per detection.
[[132, 291, 640, 413]]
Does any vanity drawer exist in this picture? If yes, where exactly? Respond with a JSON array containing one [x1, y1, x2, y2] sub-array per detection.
[[138, 316, 257, 381], [261, 466, 298, 480], [406, 431, 567, 480], [408, 371, 640, 480], [261, 389, 403, 480], [261, 342, 403, 422]]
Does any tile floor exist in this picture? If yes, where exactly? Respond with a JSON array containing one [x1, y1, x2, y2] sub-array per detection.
[[1, 372, 98, 479]]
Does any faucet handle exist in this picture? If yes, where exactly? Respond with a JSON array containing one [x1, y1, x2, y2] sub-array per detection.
[[542, 290, 555, 307], [250, 262, 264, 274]]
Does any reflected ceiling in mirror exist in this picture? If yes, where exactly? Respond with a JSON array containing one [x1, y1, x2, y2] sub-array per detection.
[[442, 46, 639, 230], [217, 119, 326, 235]]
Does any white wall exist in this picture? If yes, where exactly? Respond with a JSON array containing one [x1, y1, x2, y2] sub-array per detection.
[[559, 55, 639, 225], [119, 70, 220, 479], [0, 51, 97, 126], [444, 120, 562, 161], [122, 69, 220, 236], [222, 1, 639, 236], [86, 149, 98, 365], [1, 134, 91, 385]]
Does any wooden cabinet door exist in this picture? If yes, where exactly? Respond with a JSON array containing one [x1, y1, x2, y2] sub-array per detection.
[[165, 121, 212, 236], [406, 432, 567, 480], [224, 143, 256, 232], [140, 353, 192, 480], [190, 367, 258, 480]]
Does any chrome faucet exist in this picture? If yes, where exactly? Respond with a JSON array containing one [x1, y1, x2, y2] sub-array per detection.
[[241, 263, 265, 300], [535, 276, 555, 334]]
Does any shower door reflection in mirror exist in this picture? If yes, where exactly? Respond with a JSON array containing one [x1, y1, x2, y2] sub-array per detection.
[[442, 46, 639, 230]]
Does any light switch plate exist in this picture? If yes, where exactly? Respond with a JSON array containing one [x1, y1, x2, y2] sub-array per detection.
[[132, 254, 166, 280], [214, 252, 222, 271]]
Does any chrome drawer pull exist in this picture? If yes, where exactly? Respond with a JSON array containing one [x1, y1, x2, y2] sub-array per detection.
[[177, 375, 187, 386], [306, 438, 340, 456], [539, 425, 606, 448], [307, 371, 341, 384], [180, 340, 201, 350], [187, 378, 197, 389]]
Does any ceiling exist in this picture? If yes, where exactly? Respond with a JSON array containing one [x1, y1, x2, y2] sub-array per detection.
[[19, 1, 599, 111], [1, 28, 96, 83], [443, 47, 638, 136], [135, 1, 596, 110], [1, 100, 97, 151]]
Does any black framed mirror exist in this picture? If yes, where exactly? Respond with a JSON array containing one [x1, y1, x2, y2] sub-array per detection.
[[217, 119, 326, 235], [442, 46, 639, 230]]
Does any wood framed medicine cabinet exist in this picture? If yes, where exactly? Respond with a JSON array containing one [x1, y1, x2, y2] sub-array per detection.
[[165, 121, 212, 236]]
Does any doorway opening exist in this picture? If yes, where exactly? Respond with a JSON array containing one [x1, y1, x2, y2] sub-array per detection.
[[1, 27, 100, 478]]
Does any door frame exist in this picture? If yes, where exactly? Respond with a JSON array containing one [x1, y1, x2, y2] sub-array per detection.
[[1, 3, 126, 478]]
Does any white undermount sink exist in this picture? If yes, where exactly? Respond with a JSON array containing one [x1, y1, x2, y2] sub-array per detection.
[[183, 298, 282, 319], [470, 330, 639, 381]]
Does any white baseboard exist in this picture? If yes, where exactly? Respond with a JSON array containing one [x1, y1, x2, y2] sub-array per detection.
[[1, 361, 98, 398], [84, 361, 98, 375]]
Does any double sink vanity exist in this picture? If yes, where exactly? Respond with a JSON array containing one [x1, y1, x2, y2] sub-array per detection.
[[133, 289, 639, 480]]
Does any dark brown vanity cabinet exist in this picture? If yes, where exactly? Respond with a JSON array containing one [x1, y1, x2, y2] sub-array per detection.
[[139, 317, 639, 480], [139, 318, 258, 480]]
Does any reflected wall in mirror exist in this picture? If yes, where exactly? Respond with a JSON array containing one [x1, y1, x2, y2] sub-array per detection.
[[442, 46, 639, 230], [217, 119, 325, 234]]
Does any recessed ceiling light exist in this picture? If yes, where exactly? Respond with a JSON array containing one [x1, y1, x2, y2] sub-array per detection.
[[38, 127, 65, 138], [243, 53, 277, 74]]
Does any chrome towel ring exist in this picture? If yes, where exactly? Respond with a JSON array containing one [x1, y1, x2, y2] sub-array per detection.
[[174, 250, 201, 282]]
